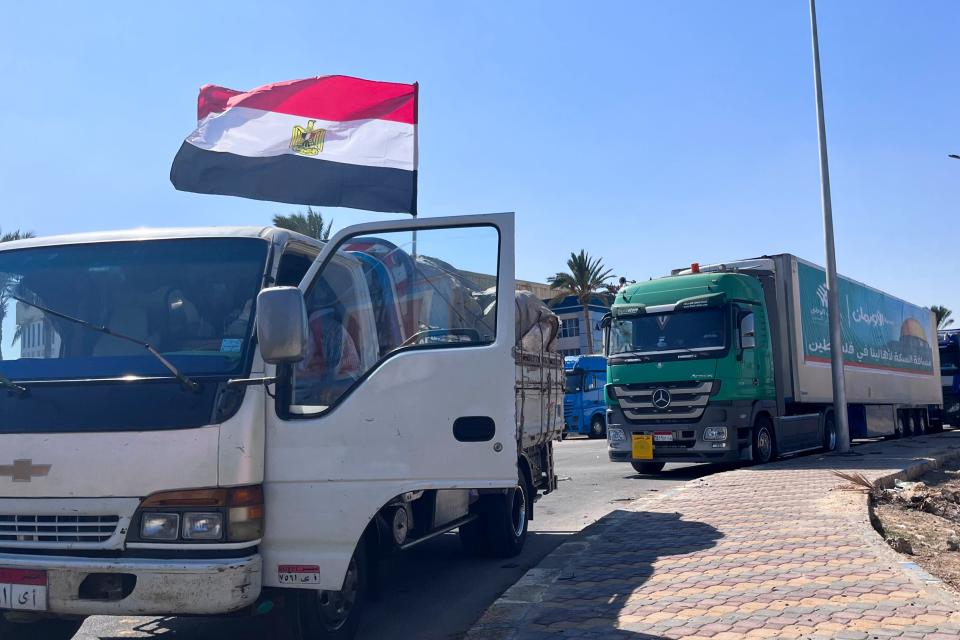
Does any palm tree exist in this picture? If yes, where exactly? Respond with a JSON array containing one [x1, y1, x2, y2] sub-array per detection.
[[548, 250, 613, 354], [0, 229, 35, 360], [272, 206, 333, 241], [932, 305, 954, 330]]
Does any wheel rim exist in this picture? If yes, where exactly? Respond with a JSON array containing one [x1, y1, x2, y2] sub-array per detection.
[[757, 428, 772, 462], [316, 556, 358, 631], [827, 418, 837, 450], [917, 415, 926, 434], [511, 484, 527, 538], [591, 420, 603, 436]]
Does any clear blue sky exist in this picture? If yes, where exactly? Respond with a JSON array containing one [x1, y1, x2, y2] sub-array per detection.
[[1, 1, 957, 316]]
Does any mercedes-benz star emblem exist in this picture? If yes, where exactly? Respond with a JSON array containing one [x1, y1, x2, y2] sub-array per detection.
[[651, 388, 672, 409]]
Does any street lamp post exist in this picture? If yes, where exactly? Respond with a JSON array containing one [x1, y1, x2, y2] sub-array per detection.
[[809, 0, 851, 453]]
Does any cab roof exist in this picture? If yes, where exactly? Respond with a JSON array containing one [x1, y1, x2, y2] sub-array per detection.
[[0, 226, 324, 252], [616, 272, 762, 308]]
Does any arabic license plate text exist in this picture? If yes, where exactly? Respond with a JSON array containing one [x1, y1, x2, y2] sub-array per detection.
[[0, 568, 48, 611], [631, 434, 653, 460], [278, 564, 321, 585], [653, 432, 674, 442]]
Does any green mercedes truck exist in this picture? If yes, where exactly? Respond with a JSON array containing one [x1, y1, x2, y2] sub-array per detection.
[[602, 255, 943, 473]]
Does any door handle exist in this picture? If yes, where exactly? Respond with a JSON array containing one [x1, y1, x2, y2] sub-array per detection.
[[453, 416, 496, 442]]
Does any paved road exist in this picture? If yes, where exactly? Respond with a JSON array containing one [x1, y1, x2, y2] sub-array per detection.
[[76, 438, 716, 640]]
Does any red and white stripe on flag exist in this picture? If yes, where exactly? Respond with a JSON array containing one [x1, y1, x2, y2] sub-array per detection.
[[170, 75, 418, 214]]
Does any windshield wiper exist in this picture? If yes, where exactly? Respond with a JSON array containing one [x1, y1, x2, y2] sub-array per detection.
[[9, 294, 202, 393], [0, 373, 27, 396]]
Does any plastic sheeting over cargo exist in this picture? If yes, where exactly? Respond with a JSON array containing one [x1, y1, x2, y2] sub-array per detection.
[[515, 290, 560, 352]]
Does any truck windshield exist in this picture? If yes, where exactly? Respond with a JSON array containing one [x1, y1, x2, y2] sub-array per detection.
[[564, 371, 583, 393], [607, 308, 726, 357], [0, 238, 267, 381]]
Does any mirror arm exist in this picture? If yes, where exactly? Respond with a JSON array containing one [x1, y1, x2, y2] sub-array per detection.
[[226, 376, 279, 388]]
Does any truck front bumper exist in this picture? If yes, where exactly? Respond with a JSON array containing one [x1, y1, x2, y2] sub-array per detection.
[[605, 404, 753, 464], [0, 551, 261, 616]]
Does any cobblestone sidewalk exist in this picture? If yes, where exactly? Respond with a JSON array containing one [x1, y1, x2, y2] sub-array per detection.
[[469, 432, 960, 640]]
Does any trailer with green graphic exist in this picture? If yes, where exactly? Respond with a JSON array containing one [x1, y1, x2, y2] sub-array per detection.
[[602, 254, 942, 473]]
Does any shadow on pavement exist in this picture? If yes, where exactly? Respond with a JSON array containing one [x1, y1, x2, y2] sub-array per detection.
[[507, 509, 721, 639]]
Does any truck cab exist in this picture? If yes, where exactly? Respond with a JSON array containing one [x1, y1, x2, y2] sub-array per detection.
[[602, 272, 774, 472], [0, 213, 561, 640], [563, 355, 607, 438]]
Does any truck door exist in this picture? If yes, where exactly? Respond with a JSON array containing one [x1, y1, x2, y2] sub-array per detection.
[[262, 213, 516, 591]]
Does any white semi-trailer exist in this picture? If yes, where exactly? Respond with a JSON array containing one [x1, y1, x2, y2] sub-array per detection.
[[0, 213, 563, 639]]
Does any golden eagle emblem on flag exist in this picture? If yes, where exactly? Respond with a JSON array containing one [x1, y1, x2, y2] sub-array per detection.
[[290, 120, 325, 156]]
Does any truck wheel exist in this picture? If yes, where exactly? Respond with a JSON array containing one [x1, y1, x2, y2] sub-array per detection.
[[631, 461, 665, 474], [823, 411, 838, 452], [296, 544, 368, 640], [894, 411, 906, 438], [484, 477, 531, 558], [913, 410, 927, 436], [751, 416, 777, 465], [588, 415, 606, 439], [0, 617, 84, 640]]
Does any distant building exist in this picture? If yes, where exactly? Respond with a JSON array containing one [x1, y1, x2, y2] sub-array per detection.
[[547, 294, 611, 357], [15, 302, 60, 359]]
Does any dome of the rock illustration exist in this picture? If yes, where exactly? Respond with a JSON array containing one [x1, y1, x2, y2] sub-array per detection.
[[900, 317, 927, 343]]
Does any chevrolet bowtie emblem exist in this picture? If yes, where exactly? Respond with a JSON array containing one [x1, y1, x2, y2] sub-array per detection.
[[0, 459, 51, 482]]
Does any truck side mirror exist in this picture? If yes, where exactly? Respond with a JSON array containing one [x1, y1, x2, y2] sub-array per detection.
[[257, 286, 308, 364]]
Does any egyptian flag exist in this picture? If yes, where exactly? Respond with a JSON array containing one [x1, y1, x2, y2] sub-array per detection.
[[171, 75, 417, 214]]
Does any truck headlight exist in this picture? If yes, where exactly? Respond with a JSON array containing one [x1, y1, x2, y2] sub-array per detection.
[[607, 428, 625, 442], [133, 485, 263, 543], [182, 512, 224, 540], [141, 513, 180, 540], [703, 426, 728, 441]]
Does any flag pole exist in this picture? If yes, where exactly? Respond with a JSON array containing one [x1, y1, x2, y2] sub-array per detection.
[[411, 82, 419, 262], [809, 0, 851, 453]]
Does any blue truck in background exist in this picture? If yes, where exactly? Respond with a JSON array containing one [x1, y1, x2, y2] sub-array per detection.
[[940, 330, 960, 425], [564, 355, 607, 438]]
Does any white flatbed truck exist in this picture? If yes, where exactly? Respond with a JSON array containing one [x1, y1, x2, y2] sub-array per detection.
[[0, 213, 563, 639]]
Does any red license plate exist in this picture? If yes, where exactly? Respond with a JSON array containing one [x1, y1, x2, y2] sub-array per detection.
[[0, 568, 48, 611]]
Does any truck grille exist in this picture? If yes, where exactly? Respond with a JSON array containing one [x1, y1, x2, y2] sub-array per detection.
[[0, 514, 121, 544], [612, 380, 712, 424]]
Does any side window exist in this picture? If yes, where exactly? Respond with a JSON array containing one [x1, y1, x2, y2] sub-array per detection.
[[289, 225, 499, 413], [275, 249, 317, 287], [740, 312, 756, 349]]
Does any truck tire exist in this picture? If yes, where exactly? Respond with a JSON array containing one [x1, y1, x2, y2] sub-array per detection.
[[588, 415, 606, 439], [294, 543, 368, 640], [823, 411, 838, 452], [894, 411, 906, 438], [0, 617, 84, 640], [751, 416, 777, 465], [484, 477, 531, 558], [631, 461, 665, 474], [913, 410, 927, 436]]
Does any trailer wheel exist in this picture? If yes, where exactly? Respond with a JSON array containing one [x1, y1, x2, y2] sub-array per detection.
[[295, 542, 368, 640], [751, 416, 777, 465], [588, 415, 606, 439], [823, 411, 838, 452], [913, 410, 927, 436], [0, 616, 84, 640], [631, 461, 665, 474], [894, 411, 906, 438]]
